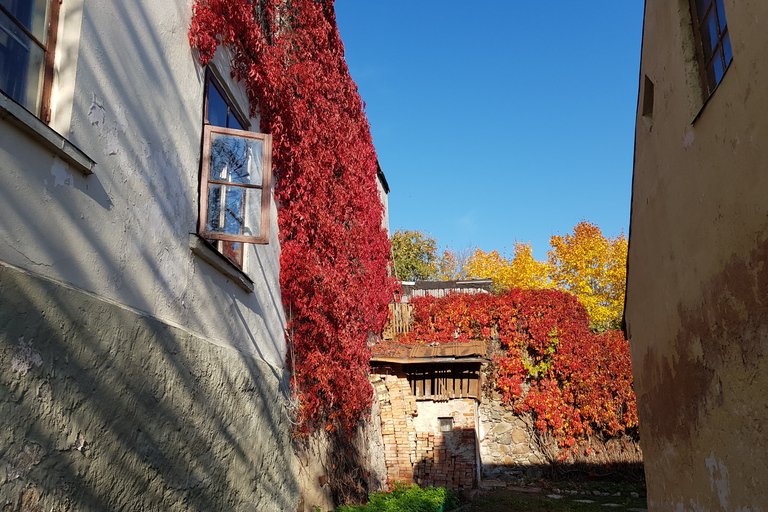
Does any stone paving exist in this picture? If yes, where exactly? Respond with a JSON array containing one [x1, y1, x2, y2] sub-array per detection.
[[473, 480, 648, 511]]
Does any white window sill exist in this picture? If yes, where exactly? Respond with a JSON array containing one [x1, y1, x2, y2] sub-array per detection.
[[189, 234, 254, 293], [0, 90, 95, 175]]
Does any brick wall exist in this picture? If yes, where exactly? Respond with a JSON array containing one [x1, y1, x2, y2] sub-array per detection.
[[371, 374, 477, 490]]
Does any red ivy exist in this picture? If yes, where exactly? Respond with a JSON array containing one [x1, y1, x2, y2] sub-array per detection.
[[402, 290, 638, 449], [189, 0, 396, 435]]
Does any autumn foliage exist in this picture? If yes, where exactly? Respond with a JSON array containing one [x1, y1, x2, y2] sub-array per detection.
[[548, 222, 628, 331], [463, 222, 628, 330], [464, 242, 549, 291], [189, 0, 396, 434], [400, 290, 637, 451]]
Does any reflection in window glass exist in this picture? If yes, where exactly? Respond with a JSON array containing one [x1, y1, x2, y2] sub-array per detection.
[[0, 0, 48, 41], [0, 6, 46, 112], [201, 75, 268, 270], [209, 133, 263, 186], [222, 241, 241, 266], [205, 183, 261, 238]]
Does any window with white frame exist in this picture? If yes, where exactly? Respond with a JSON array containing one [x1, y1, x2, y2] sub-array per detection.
[[200, 71, 272, 269], [0, 0, 59, 122]]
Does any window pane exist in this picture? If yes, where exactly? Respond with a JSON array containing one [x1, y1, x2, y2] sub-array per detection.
[[206, 184, 262, 239], [705, 61, 717, 93], [221, 241, 242, 267], [0, 0, 48, 42], [0, 8, 45, 112], [229, 112, 243, 131], [715, 0, 727, 31], [224, 186, 244, 234], [722, 30, 732, 66], [243, 187, 262, 237], [209, 132, 263, 186], [206, 183, 244, 235], [701, 10, 718, 54], [207, 82, 228, 128], [694, 0, 711, 18], [711, 48, 725, 85], [206, 183, 224, 232]]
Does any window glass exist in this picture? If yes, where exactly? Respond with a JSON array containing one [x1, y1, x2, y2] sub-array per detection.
[[221, 241, 241, 265], [0, 8, 45, 112], [692, 0, 732, 95], [207, 82, 229, 128], [711, 49, 725, 85], [694, 0, 709, 16], [229, 113, 243, 131], [702, 10, 718, 52], [204, 184, 261, 238], [722, 31, 732, 66], [209, 133, 263, 186], [715, 0, 727, 31], [0, 0, 48, 42]]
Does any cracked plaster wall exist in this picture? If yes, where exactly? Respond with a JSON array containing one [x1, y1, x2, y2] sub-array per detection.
[[626, 0, 768, 509]]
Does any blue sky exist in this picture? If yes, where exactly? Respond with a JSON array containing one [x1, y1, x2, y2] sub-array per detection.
[[335, 2, 645, 260]]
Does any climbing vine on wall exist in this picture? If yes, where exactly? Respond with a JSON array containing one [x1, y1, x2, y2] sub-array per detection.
[[189, 0, 396, 435], [401, 290, 638, 452]]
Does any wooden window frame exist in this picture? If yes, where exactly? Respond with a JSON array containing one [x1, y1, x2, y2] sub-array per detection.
[[203, 68, 250, 130], [690, 0, 732, 97], [199, 125, 273, 246], [199, 70, 272, 270], [0, 0, 60, 123]]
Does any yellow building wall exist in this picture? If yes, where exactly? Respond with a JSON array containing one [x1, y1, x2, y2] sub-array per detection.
[[626, 1, 768, 509]]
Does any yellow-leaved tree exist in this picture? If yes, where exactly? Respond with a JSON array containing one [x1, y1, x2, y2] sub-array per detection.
[[547, 221, 628, 330], [461, 222, 627, 330], [463, 242, 550, 291]]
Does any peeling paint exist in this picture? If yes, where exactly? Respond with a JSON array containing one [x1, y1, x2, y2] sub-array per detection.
[[10, 337, 42, 376], [87, 93, 105, 127], [50, 157, 72, 188], [683, 126, 695, 148], [6, 443, 44, 480], [706, 452, 731, 509]]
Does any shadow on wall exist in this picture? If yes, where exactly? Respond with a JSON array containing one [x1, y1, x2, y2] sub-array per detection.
[[0, 263, 299, 512], [0, 0, 286, 365], [412, 429, 476, 490]]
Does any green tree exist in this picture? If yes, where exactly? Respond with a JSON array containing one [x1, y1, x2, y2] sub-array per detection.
[[391, 229, 439, 281]]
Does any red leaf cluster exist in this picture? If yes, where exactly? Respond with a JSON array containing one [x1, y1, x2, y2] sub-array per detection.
[[401, 290, 638, 449], [190, 0, 397, 435]]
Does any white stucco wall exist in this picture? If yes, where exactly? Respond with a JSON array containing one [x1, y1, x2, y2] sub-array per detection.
[[0, 0, 286, 368], [377, 174, 389, 236]]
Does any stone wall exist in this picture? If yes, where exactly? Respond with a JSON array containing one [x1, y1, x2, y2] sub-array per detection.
[[0, 262, 299, 511], [478, 398, 545, 480]]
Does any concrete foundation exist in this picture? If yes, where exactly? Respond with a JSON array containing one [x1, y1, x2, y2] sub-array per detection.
[[0, 262, 298, 511]]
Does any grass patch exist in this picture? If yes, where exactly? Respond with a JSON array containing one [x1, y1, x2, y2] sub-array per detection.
[[332, 482, 458, 512]]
